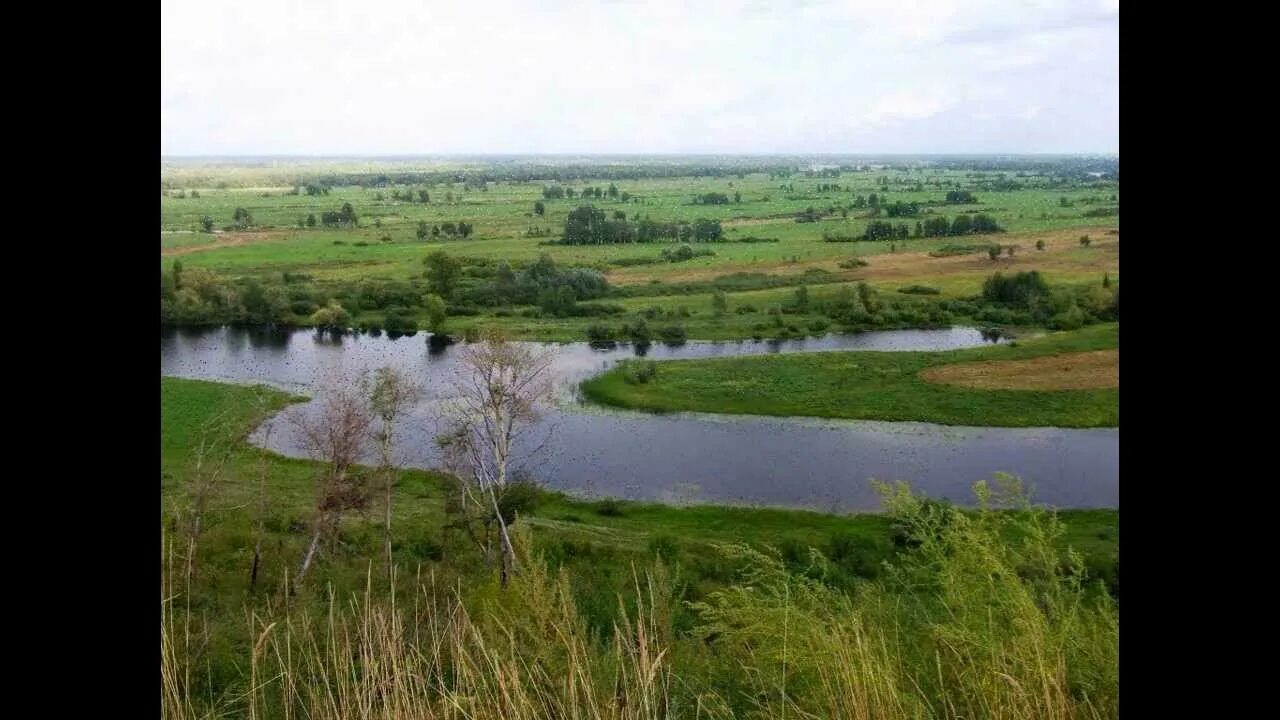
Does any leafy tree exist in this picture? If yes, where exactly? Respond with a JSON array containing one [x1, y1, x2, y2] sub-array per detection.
[[1102, 273, 1111, 288], [533, 200, 545, 216], [424, 250, 462, 298], [794, 285, 809, 310], [982, 271, 1049, 306], [1079, 235, 1091, 247], [310, 300, 351, 331], [233, 207, 253, 228], [988, 246, 1001, 260], [712, 290, 728, 316], [423, 293, 447, 332], [418, 190, 429, 203], [306, 213, 316, 228], [200, 216, 214, 233], [1036, 239, 1045, 251], [417, 222, 430, 240]]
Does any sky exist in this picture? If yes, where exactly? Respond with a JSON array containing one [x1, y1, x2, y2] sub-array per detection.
[[160, 0, 1119, 156]]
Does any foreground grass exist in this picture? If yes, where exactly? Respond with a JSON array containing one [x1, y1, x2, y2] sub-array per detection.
[[582, 323, 1119, 427], [161, 376, 1118, 718]]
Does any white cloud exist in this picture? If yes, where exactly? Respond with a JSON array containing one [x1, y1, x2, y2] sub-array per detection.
[[160, 0, 1118, 154]]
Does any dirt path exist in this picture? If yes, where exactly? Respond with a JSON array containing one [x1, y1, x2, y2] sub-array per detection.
[[161, 230, 294, 257]]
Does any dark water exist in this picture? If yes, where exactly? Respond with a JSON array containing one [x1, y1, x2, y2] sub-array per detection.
[[160, 326, 1118, 512]]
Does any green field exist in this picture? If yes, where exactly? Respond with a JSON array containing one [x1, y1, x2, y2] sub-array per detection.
[[582, 323, 1119, 427], [161, 158, 1119, 341], [161, 374, 1119, 718]]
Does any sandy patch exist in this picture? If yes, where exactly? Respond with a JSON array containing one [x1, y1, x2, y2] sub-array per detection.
[[919, 349, 1118, 391]]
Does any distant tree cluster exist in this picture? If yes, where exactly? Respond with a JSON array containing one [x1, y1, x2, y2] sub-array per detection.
[[861, 221, 911, 241], [691, 192, 731, 205], [391, 188, 430, 203], [434, 222, 474, 239], [320, 203, 358, 228], [560, 205, 722, 244], [919, 214, 1004, 237], [543, 184, 623, 201], [883, 201, 920, 218], [945, 190, 977, 203]]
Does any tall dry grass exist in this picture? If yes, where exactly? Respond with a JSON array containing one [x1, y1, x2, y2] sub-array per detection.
[[161, 480, 1117, 719]]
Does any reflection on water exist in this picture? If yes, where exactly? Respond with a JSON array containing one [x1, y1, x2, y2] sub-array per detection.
[[160, 325, 1116, 511]]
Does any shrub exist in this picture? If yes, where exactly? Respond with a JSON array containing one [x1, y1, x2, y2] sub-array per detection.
[[647, 534, 679, 559], [383, 307, 418, 334], [585, 324, 616, 343], [838, 257, 869, 269], [898, 285, 940, 295], [621, 320, 651, 345], [593, 498, 625, 517], [1051, 304, 1086, 330], [982, 271, 1049, 306], [658, 325, 687, 344], [618, 358, 658, 384]]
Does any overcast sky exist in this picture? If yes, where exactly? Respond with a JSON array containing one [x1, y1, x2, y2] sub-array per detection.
[[160, 0, 1118, 156]]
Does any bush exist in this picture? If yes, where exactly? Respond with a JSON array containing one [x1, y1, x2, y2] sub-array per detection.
[[497, 482, 542, 525], [647, 534, 680, 559], [982, 271, 1049, 307], [585, 324, 616, 343], [593, 498, 625, 517], [383, 307, 418, 334], [621, 320, 651, 345], [897, 285, 940, 295], [658, 325, 687, 344], [1051, 304, 1086, 330], [618, 358, 658, 384], [838, 257, 869, 269]]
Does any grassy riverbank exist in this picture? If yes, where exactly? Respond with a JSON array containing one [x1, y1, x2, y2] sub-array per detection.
[[161, 376, 1118, 717], [581, 322, 1118, 427]]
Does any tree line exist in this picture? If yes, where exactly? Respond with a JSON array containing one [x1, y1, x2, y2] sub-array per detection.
[[561, 205, 723, 245]]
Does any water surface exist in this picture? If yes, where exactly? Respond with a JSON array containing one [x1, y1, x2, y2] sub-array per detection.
[[160, 326, 1117, 511]]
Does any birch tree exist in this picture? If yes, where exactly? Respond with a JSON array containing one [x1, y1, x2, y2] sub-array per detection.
[[439, 332, 555, 586], [368, 367, 421, 582], [288, 377, 374, 586]]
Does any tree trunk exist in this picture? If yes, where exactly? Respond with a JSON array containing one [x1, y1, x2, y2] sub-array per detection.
[[384, 467, 393, 580], [489, 486, 516, 587], [250, 540, 262, 589], [297, 521, 324, 585], [381, 432, 394, 583]]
